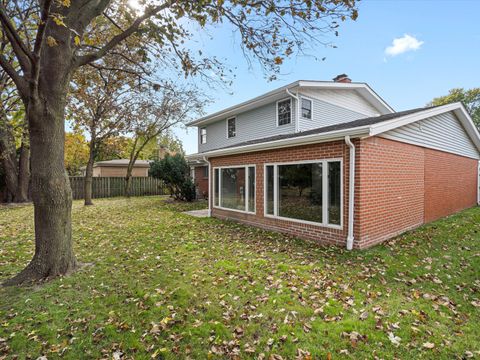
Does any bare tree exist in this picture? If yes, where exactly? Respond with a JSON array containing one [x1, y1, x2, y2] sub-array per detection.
[[124, 84, 206, 197], [68, 52, 143, 205]]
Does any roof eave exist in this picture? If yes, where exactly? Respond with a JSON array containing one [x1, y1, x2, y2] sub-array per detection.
[[187, 126, 370, 159]]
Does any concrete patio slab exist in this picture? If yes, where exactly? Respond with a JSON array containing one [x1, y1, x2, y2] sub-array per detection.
[[183, 209, 209, 218]]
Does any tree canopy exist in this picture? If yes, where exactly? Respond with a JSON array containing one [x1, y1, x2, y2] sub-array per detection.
[[429, 88, 480, 127]]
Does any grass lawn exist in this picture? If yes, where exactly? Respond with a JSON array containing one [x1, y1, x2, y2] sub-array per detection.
[[1, 197, 479, 359]]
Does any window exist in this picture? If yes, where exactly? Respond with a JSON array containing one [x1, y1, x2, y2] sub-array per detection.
[[203, 166, 209, 178], [227, 117, 236, 138], [265, 160, 342, 227], [200, 127, 207, 144], [277, 99, 291, 126], [266, 165, 274, 215], [301, 98, 312, 119], [213, 165, 256, 213], [214, 169, 219, 206]]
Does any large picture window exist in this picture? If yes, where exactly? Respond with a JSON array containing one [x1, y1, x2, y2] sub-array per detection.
[[265, 159, 342, 227], [213, 165, 256, 213]]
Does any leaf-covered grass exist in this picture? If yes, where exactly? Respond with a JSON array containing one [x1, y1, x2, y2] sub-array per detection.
[[0, 196, 479, 359]]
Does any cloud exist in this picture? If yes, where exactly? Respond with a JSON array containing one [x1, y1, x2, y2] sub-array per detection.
[[385, 34, 424, 57]]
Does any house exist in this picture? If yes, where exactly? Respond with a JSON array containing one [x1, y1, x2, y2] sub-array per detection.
[[186, 75, 480, 249], [82, 159, 151, 177]]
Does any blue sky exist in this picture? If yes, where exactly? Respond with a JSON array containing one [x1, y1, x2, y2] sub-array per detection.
[[177, 0, 480, 154]]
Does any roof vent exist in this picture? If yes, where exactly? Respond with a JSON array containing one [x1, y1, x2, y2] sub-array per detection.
[[333, 74, 351, 83]]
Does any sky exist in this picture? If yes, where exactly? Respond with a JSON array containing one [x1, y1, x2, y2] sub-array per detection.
[[175, 0, 480, 155]]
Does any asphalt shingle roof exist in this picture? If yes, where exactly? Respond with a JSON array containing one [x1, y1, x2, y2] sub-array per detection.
[[199, 106, 435, 154]]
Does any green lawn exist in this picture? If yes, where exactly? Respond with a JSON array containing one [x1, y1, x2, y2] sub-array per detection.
[[0, 197, 479, 359]]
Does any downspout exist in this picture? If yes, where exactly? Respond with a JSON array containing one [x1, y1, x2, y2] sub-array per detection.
[[286, 88, 300, 133], [203, 156, 212, 217], [344, 136, 355, 250]]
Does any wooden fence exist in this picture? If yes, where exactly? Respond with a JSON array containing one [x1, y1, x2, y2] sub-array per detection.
[[69, 177, 168, 200]]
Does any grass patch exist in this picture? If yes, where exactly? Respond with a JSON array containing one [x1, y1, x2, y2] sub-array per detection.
[[0, 196, 479, 359]]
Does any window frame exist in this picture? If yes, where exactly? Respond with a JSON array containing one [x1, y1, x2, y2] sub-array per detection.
[[213, 164, 256, 214], [300, 96, 313, 120], [263, 158, 343, 229], [200, 127, 207, 144], [226, 117, 237, 139], [276, 98, 292, 126]]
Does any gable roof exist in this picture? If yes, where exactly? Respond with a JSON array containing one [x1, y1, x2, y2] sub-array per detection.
[[188, 80, 394, 127], [186, 102, 480, 160]]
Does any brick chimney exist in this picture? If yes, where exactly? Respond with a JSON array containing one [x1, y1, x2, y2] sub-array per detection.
[[333, 74, 351, 83]]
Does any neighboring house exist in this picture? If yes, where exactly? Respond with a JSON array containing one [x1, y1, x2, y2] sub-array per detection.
[[186, 74, 480, 249], [81, 159, 151, 177]]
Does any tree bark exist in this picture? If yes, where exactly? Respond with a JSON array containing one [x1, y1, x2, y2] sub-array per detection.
[[84, 139, 96, 206], [3, 30, 77, 285], [15, 125, 30, 202], [0, 113, 19, 202]]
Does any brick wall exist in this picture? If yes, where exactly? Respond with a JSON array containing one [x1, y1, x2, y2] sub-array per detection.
[[210, 141, 350, 247], [424, 148, 477, 223], [194, 166, 209, 199], [355, 137, 478, 248], [355, 137, 425, 248]]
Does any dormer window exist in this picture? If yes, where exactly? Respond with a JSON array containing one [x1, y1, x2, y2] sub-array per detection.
[[301, 98, 312, 119], [227, 117, 236, 138], [200, 127, 207, 144], [277, 99, 291, 126]]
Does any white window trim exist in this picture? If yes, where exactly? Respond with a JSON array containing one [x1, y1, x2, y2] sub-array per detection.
[[200, 127, 207, 144], [263, 158, 343, 230], [213, 164, 256, 214], [276, 98, 292, 127], [300, 96, 313, 120], [226, 117, 237, 139]]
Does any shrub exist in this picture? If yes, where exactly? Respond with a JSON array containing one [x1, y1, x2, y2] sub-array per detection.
[[150, 154, 196, 202]]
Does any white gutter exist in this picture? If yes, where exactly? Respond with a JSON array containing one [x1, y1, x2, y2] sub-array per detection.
[[203, 156, 212, 217], [285, 88, 300, 133], [344, 136, 355, 250]]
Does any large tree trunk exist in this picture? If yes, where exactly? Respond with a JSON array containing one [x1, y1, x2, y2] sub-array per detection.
[[0, 115, 19, 202], [84, 139, 96, 206], [3, 32, 77, 286], [15, 126, 30, 202]]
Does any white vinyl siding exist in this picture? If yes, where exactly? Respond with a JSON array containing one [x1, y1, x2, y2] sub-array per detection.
[[197, 88, 389, 153], [381, 111, 480, 160], [297, 94, 367, 132], [199, 101, 296, 152], [300, 88, 382, 116]]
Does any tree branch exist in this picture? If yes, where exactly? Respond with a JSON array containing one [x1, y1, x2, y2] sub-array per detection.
[[30, 0, 52, 95], [0, 2, 33, 72], [0, 55, 28, 99], [74, 2, 171, 67]]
